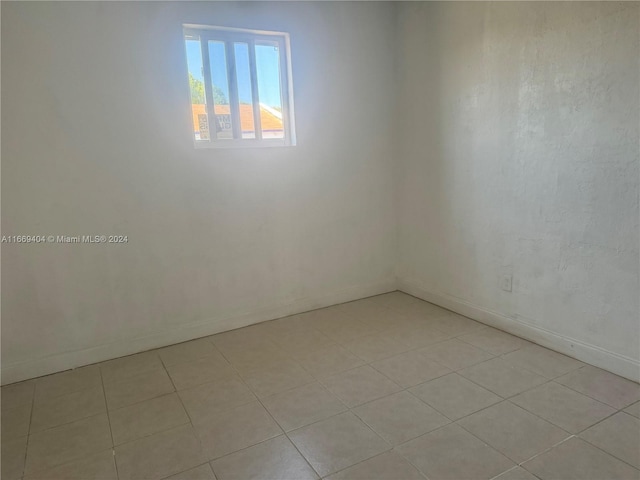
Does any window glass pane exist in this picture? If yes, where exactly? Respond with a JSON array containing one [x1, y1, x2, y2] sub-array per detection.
[[234, 43, 256, 139], [185, 36, 209, 142], [208, 41, 233, 140], [255, 43, 284, 139]]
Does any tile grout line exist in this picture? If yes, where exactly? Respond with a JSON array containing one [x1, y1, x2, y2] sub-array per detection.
[[207, 338, 322, 479], [347, 373, 564, 477], [16, 354, 632, 473], [157, 349, 214, 479], [21, 386, 112, 438], [516, 434, 576, 466], [487, 465, 536, 480], [319, 449, 429, 480], [119, 348, 229, 479], [21, 381, 116, 478], [209, 315, 514, 478], [452, 357, 549, 400], [551, 366, 640, 409], [390, 421, 458, 479], [18, 342, 367, 443], [211, 326, 410, 477], [508, 382, 623, 434], [5, 294, 639, 479], [168, 312, 584, 479], [19, 383, 36, 479], [450, 403, 574, 467], [275, 297, 639, 476], [574, 412, 640, 472], [98, 366, 120, 480], [37, 358, 187, 451]]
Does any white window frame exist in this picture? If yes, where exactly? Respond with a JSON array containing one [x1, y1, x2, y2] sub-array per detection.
[[183, 24, 296, 148]]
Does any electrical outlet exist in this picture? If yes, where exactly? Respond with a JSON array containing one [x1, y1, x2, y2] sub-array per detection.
[[501, 274, 512, 292]]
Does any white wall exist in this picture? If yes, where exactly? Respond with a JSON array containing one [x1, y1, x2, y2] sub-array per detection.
[[3, 1, 639, 384], [396, 2, 640, 380], [1, 1, 398, 383]]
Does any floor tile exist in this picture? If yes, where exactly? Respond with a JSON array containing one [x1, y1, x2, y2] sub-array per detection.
[[240, 360, 314, 398], [431, 312, 485, 336], [2, 404, 31, 438], [337, 302, 402, 332], [384, 324, 451, 349], [336, 298, 387, 319], [315, 317, 373, 343], [369, 291, 422, 311], [159, 339, 219, 367], [193, 401, 282, 460], [580, 412, 640, 469], [294, 345, 365, 379], [110, 393, 190, 445], [458, 357, 547, 397], [261, 382, 347, 432], [321, 365, 401, 408], [299, 306, 347, 329], [502, 345, 583, 379], [165, 353, 236, 391], [409, 373, 501, 420], [23, 449, 117, 480], [555, 365, 640, 409], [30, 386, 106, 433], [288, 411, 389, 477], [210, 435, 318, 480], [625, 401, 640, 418], [25, 413, 112, 476], [266, 312, 318, 335], [395, 424, 514, 480], [510, 382, 615, 433], [271, 329, 335, 355], [115, 424, 207, 480], [1, 435, 27, 480], [104, 368, 175, 410], [178, 375, 256, 425], [353, 391, 449, 445], [220, 343, 291, 374], [1, 380, 35, 412], [34, 366, 102, 401], [101, 351, 164, 384], [457, 401, 570, 463], [164, 464, 216, 480], [370, 350, 451, 388], [458, 327, 531, 355], [210, 326, 274, 352], [493, 467, 539, 480], [342, 333, 409, 362], [325, 451, 425, 480], [11, 302, 640, 480], [405, 301, 451, 319], [522, 437, 639, 480], [363, 309, 414, 333], [420, 339, 494, 370]]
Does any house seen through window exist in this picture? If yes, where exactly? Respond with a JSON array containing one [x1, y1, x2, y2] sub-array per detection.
[[184, 25, 295, 147]]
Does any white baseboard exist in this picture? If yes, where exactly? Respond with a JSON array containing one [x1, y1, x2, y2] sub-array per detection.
[[5, 277, 637, 385], [1, 279, 397, 385], [398, 279, 640, 383]]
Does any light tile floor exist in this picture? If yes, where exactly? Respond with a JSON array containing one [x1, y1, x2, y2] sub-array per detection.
[[2, 292, 640, 480]]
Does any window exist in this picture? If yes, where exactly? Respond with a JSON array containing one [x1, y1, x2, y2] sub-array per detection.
[[183, 25, 296, 147]]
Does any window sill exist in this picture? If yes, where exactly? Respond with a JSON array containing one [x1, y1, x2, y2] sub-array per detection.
[[193, 139, 295, 149]]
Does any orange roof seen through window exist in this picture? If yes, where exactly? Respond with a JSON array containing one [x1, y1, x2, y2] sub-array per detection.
[[191, 104, 283, 134]]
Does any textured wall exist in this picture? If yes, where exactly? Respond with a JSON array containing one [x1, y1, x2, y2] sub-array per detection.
[[1, 1, 397, 382], [397, 2, 639, 364], [3, 1, 638, 383]]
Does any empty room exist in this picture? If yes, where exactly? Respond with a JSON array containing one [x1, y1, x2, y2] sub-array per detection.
[[1, 1, 639, 479]]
